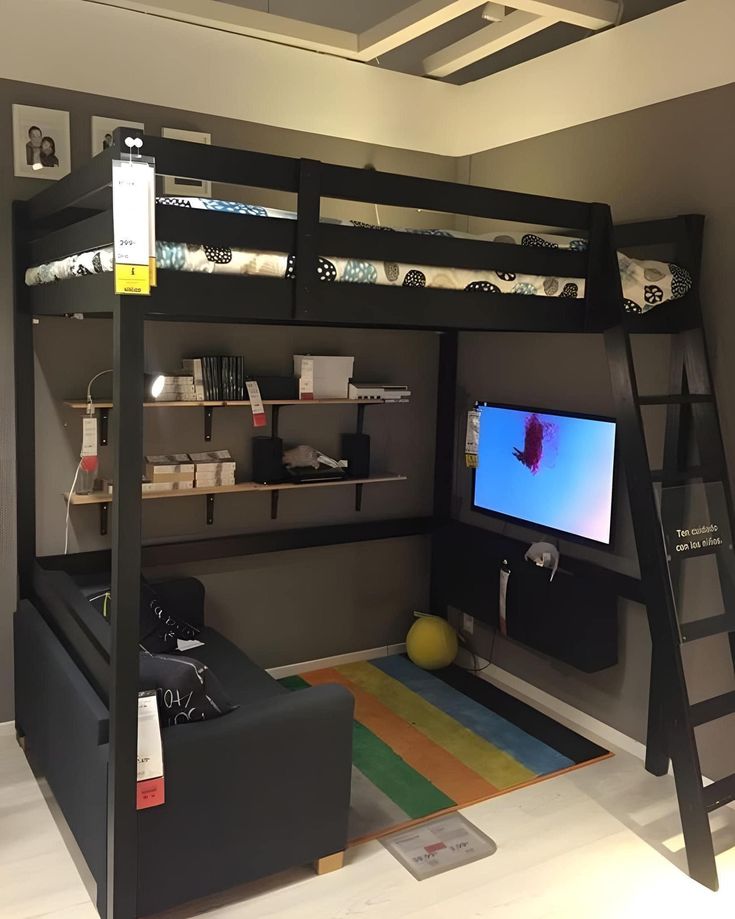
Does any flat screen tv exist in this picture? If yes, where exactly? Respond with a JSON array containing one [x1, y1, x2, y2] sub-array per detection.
[[472, 402, 617, 545]]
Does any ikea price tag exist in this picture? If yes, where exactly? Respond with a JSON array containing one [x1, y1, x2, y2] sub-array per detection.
[[147, 161, 157, 286], [299, 357, 314, 401], [465, 409, 480, 468], [137, 690, 165, 809], [81, 415, 98, 457], [245, 380, 267, 428], [112, 158, 152, 296]]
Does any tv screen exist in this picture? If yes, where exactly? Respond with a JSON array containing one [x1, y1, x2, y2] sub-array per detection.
[[472, 402, 616, 545]]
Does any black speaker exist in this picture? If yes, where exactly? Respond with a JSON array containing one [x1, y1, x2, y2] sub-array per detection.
[[249, 375, 298, 400], [252, 436, 284, 484], [341, 433, 370, 478]]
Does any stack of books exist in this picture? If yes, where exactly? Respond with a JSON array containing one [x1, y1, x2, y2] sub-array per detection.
[[153, 374, 198, 402], [101, 454, 196, 495], [190, 450, 237, 488], [143, 454, 195, 492], [181, 356, 246, 401]]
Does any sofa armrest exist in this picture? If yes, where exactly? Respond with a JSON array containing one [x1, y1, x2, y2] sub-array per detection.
[[136, 683, 354, 915]]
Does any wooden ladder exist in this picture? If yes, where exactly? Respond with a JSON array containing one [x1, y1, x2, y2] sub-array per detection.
[[604, 215, 735, 890]]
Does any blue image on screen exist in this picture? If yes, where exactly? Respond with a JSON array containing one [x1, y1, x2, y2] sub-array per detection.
[[473, 405, 616, 544]]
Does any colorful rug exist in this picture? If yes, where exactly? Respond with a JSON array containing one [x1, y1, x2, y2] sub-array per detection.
[[281, 656, 610, 844]]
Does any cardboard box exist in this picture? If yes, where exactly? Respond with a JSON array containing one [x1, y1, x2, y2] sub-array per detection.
[[293, 355, 354, 399]]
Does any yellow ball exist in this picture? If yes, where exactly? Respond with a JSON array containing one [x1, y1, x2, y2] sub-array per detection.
[[406, 615, 458, 671]]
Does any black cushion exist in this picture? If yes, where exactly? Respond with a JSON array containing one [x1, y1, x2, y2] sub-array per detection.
[[86, 579, 200, 654], [139, 652, 238, 727]]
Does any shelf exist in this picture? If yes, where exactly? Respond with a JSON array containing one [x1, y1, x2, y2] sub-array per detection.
[[64, 399, 404, 409], [66, 474, 407, 505]]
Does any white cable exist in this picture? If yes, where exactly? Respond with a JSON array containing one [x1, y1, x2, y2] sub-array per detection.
[[616, 0, 625, 26], [374, 203, 381, 227], [64, 462, 82, 555], [66, 368, 112, 553], [86, 369, 113, 413]]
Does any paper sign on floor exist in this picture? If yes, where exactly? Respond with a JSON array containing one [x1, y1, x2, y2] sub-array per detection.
[[380, 812, 497, 880]]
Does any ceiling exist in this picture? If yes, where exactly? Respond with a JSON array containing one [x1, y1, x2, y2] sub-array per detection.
[[95, 0, 684, 84]]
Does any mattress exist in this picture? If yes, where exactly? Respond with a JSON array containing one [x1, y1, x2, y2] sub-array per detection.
[[25, 196, 692, 314]]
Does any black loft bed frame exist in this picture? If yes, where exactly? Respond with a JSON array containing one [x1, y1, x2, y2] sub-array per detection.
[[12, 128, 727, 918]]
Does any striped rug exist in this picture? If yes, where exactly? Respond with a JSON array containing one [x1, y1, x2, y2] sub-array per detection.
[[281, 656, 610, 844]]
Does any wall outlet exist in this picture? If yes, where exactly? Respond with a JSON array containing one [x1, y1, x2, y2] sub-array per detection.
[[462, 613, 474, 635]]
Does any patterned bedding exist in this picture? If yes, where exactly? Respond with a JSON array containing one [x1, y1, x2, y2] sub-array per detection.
[[25, 196, 692, 314]]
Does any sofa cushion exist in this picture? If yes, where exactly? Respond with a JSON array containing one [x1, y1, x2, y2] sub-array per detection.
[[86, 579, 200, 654], [192, 628, 287, 706], [139, 652, 238, 727]]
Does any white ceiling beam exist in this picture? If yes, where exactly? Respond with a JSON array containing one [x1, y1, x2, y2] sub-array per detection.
[[357, 0, 487, 60], [481, 3, 507, 21], [83, 0, 359, 56], [423, 10, 557, 77], [506, 0, 619, 30]]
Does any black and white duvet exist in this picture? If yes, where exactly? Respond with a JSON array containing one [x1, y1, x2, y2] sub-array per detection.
[[25, 196, 691, 314]]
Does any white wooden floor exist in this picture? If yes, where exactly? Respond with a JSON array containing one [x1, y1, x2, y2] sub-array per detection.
[[2, 715, 735, 919]]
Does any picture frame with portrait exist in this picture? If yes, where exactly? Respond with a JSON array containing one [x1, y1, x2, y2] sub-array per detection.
[[13, 104, 71, 180], [91, 116, 145, 157]]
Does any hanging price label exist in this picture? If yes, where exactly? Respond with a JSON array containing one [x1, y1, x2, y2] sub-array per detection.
[[112, 158, 154, 296], [137, 690, 165, 809], [245, 380, 267, 428], [465, 409, 480, 468], [81, 415, 98, 457], [299, 358, 314, 400], [148, 160, 157, 287]]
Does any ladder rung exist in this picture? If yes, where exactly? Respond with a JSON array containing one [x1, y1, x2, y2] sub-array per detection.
[[690, 690, 735, 726], [680, 614, 734, 642], [650, 466, 721, 485], [703, 774, 735, 813], [638, 394, 713, 405]]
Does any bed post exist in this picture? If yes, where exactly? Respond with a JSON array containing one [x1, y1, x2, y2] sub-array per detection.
[[13, 201, 36, 598], [430, 330, 458, 613], [106, 298, 144, 919], [293, 159, 321, 321]]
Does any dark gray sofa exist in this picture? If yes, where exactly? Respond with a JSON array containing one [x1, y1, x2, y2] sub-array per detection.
[[15, 570, 354, 917]]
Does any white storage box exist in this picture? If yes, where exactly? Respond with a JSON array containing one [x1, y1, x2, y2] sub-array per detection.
[[293, 355, 355, 399]]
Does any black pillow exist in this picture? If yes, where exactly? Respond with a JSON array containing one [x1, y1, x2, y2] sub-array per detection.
[[139, 652, 237, 727], [88, 579, 200, 654]]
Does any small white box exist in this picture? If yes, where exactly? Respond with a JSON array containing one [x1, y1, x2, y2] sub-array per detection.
[[293, 355, 354, 399]]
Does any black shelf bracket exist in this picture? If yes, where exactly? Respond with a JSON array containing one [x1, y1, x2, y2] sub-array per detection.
[[206, 493, 215, 525], [99, 503, 109, 536], [271, 490, 279, 520], [204, 406, 213, 442], [271, 404, 281, 439], [356, 403, 366, 434], [355, 484, 363, 512], [99, 408, 109, 447]]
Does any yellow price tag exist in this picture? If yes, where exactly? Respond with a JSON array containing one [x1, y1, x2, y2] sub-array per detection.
[[115, 263, 151, 296]]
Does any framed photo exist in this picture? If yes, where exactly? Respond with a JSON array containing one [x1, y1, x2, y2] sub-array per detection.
[[13, 104, 71, 180], [161, 127, 212, 198], [91, 116, 145, 156]]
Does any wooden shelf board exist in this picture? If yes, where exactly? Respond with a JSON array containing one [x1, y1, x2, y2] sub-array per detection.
[[63, 399, 405, 409], [66, 474, 407, 505]]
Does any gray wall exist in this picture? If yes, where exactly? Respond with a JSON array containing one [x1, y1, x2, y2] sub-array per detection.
[[455, 83, 735, 779], [1, 77, 458, 721]]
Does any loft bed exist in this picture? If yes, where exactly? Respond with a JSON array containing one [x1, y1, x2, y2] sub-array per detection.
[[13, 129, 721, 918], [18, 130, 698, 334]]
